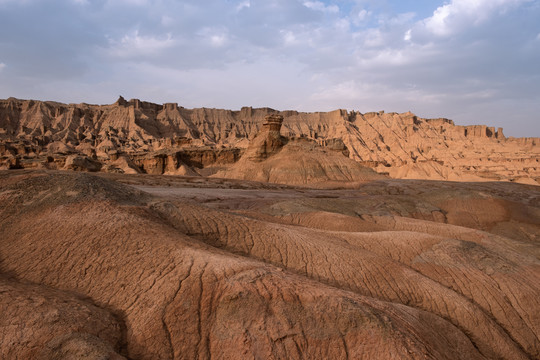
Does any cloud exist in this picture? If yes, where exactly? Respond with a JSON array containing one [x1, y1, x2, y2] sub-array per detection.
[[280, 30, 297, 46], [0, 63, 5, 72], [303, 1, 339, 14], [422, 0, 531, 36], [310, 80, 367, 103], [197, 27, 230, 48], [357, 9, 371, 22], [404, 29, 412, 41], [236, 0, 250, 12], [105, 0, 150, 6], [107, 31, 175, 58], [161, 15, 174, 27]]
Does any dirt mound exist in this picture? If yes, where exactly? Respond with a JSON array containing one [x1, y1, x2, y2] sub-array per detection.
[[214, 115, 386, 185], [0, 276, 125, 360], [1, 170, 539, 359], [216, 138, 386, 185], [386, 160, 488, 181]]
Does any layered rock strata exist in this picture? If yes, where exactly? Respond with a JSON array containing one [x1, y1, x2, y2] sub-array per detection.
[[0, 97, 538, 184]]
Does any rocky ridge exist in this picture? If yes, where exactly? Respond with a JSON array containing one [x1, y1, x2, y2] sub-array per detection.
[[0, 97, 538, 184]]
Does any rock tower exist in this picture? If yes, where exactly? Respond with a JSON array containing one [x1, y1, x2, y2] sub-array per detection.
[[244, 114, 285, 162], [262, 114, 284, 132]]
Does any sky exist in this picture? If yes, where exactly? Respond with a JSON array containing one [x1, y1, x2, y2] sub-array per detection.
[[0, 0, 539, 137]]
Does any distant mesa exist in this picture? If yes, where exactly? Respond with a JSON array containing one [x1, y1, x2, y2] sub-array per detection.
[[0, 97, 538, 185]]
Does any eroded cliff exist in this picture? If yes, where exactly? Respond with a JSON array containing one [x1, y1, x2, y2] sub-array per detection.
[[1, 97, 538, 184]]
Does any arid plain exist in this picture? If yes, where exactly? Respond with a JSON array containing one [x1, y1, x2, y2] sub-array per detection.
[[1, 98, 539, 359]]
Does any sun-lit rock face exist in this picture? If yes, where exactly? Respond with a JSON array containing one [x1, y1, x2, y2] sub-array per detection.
[[262, 113, 284, 131], [0, 97, 539, 184]]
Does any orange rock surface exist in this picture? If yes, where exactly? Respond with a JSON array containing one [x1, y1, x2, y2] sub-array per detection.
[[0, 170, 539, 359], [1, 97, 538, 185]]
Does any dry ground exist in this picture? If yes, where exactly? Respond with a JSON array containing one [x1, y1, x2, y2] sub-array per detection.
[[1, 169, 539, 359]]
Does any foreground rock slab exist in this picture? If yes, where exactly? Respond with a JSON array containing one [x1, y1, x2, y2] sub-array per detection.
[[0, 170, 539, 359]]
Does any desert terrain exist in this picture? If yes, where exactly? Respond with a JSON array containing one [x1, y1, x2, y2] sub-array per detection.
[[1, 169, 539, 359], [0, 98, 539, 359], [1, 97, 539, 185]]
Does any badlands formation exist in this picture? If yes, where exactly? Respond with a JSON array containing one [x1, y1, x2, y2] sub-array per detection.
[[1, 170, 539, 359], [0, 97, 539, 184], [0, 97, 539, 359]]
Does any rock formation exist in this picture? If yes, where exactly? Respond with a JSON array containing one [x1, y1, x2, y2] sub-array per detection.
[[214, 114, 386, 185], [1, 170, 539, 359], [0, 97, 539, 185], [1, 94, 539, 359], [243, 114, 285, 161]]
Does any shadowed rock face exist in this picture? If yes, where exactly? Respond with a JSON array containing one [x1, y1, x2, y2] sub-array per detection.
[[1, 169, 539, 359], [243, 114, 285, 161], [0, 98, 538, 184]]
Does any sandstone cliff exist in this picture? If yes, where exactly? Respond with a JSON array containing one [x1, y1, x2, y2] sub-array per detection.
[[0, 97, 538, 184]]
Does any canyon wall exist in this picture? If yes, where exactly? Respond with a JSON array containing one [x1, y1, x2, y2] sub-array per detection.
[[0, 97, 538, 184]]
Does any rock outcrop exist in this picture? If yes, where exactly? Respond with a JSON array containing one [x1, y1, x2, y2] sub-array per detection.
[[0, 97, 538, 184], [1, 170, 539, 359], [243, 114, 285, 161], [214, 114, 386, 185]]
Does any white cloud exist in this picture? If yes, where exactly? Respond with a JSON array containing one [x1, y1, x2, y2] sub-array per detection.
[[107, 31, 175, 58], [357, 9, 371, 22], [362, 28, 385, 47], [351, 9, 373, 27], [334, 18, 350, 31], [310, 80, 366, 102], [303, 1, 339, 14], [198, 27, 230, 48], [360, 49, 411, 67], [404, 29, 412, 41], [0, 63, 5, 72], [424, 3, 453, 36], [236, 0, 250, 12], [308, 79, 444, 113], [210, 34, 228, 47], [423, 0, 530, 36], [385, 12, 416, 26], [281, 30, 297, 46]]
